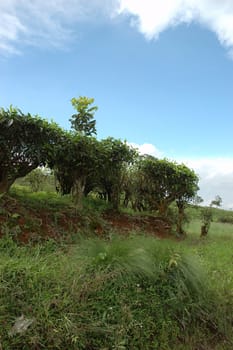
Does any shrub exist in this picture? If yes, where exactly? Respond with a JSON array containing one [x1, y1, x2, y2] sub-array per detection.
[[217, 215, 233, 224]]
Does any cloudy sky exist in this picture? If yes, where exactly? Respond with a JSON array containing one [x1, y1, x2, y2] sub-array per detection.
[[1, 0, 233, 208]]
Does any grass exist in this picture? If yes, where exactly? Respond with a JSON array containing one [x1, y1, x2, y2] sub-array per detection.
[[0, 233, 233, 349], [187, 205, 233, 225], [10, 185, 73, 211], [0, 189, 233, 349], [10, 185, 112, 217], [184, 219, 233, 293], [185, 219, 233, 239]]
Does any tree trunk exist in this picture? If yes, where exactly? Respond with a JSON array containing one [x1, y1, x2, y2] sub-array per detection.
[[158, 202, 168, 217], [200, 223, 209, 237], [112, 192, 120, 210], [176, 205, 186, 236], [72, 177, 86, 210], [111, 184, 121, 211], [0, 176, 14, 195]]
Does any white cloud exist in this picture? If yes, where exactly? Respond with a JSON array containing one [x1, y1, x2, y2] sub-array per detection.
[[118, 0, 233, 55], [0, 0, 233, 55], [177, 157, 233, 209], [0, 0, 118, 55], [129, 142, 163, 158], [2, 0, 233, 56]]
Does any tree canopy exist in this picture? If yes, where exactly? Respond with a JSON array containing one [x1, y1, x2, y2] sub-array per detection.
[[0, 106, 62, 194], [0, 99, 200, 228], [97, 137, 137, 209], [133, 157, 199, 217], [70, 96, 98, 136], [210, 195, 222, 208]]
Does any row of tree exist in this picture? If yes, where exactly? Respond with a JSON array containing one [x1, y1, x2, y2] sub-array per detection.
[[0, 98, 199, 234]]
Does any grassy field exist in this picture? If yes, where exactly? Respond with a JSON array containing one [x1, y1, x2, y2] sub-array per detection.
[[0, 189, 233, 349], [184, 220, 233, 301]]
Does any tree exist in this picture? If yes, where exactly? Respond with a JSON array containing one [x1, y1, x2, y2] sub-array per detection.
[[122, 158, 149, 211], [0, 106, 62, 195], [210, 195, 222, 208], [70, 96, 98, 136], [136, 158, 199, 231], [137, 158, 178, 216], [200, 208, 213, 237], [175, 164, 199, 235], [47, 96, 99, 207], [97, 138, 137, 209], [49, 132, 99, 208]]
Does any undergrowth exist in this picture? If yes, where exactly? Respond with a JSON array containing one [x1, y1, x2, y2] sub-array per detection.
[[0, 235, 232, 349]]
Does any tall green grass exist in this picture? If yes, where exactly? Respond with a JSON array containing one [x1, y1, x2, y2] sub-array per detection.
[[0, 235, 232, 349], [10, 186, 73, 211], [184, 220, 233, 312], [186, 219, 233, 240]]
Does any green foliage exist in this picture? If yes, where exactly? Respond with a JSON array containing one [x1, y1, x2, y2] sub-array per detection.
[[1, 101, 198, 220], [16, 171, 56, 193], [210, 195, 223, 208], [1, 185, 233, 349], [24, 168, 47, 192], [175, 163, 199, 203], [94, 137, 137, 209], [82, 195, 111, 214], [9, 186, 72, 211], [122, 162, 149, 212], [0, 106, 63, 194], [70, 96, 98, 136], [217, 215, 233, 224], [132, 157, 199, 223], [1, 236, 232, 350], [175, 164, 199, 235], [200, 208, 213, 237], [48, 132, 100, 207], [120, 158, 199, 237]]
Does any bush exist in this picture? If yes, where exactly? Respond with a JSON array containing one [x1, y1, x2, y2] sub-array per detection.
[[200, 207, 213, 237], [217, 215, 233, 224]]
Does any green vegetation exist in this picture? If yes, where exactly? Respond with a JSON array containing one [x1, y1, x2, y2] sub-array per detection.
[[0, 231, 232, 350], [0, 189, 232, 349], [70, 96, 98, 136], [1, 100, 233, 349], [0, 106, 63, 194], [0, 101, 200, 230]]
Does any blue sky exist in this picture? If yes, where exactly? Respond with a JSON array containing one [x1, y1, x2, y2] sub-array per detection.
[[1, 0, 233, 208]]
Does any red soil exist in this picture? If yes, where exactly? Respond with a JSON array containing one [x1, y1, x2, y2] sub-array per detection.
[[0, 196, 172, 244]]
